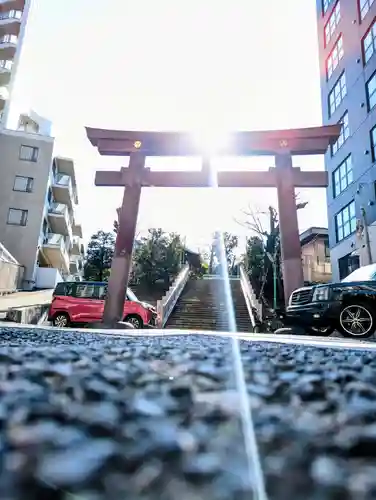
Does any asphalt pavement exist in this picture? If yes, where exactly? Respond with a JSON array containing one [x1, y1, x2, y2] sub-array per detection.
[[1, 326, 376, 500]]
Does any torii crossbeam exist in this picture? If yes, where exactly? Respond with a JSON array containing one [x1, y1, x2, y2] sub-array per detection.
[[86, 125, 341, 327]]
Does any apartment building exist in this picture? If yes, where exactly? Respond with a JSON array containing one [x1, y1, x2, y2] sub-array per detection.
[[316, 0, 376, 280], [300, 227, 332, 283], [0, 111, 85, 289], [0, 0, 32, 126]]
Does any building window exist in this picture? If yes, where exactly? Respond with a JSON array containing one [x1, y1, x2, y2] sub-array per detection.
[[333, 155, 353, 197], [335, 201, 356, 242], [13, 176, 34, 193], [338, 253, 360, 280], [367, 71, 376, 109], [19, 145, 39, 162], [360, 0, 375, 21], [328, 72, 346, 116], [323, 0, 332, 14], [7, 208, 28, 226], [331, 111, 349, 155], [363, 19, 376, 63], [325, 2, 341, 45], [371, 126, 376, 160], [326, 35, 344, 79]]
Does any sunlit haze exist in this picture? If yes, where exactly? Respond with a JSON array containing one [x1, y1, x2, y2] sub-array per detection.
[[9, 0, 326, 254]]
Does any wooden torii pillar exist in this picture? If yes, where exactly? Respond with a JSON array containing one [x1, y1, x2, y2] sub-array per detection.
[[86, 125, 341, 327]]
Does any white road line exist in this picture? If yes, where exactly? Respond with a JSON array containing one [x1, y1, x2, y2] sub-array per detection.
[[231, 336, 268, 499], [1, 323, 376, 351]]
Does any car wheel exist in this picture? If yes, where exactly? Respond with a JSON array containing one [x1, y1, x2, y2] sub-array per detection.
[[53, 312, 70, 328], [338, 303, 375, 339], [309, 325, 335, 336], [124, 314, 143, 329]]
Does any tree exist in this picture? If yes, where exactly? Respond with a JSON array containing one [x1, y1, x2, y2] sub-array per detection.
[[211, 231, 239, 275], [243, 235, 265, 286], [224, 232, 239, 275], [132, 228, 184, 286], [239, 198, 307, 308], [84, 231, 115, 281]]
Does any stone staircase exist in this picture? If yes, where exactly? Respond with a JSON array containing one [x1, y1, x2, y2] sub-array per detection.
[[165, 278, 253, 332]]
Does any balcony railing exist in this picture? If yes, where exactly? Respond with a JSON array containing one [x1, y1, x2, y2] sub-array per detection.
[[71, 235, 81, 252], [0, 10, 22, 21], [53, 173, 75, 202], [43, 232, 70, 263], [0, 34, 18, 45], [43, 232, 62, 246], [49, 202, 68, 218], [0, 59, 12, 70], [43, 233, 65, 252], [70, 257, 83, 272]]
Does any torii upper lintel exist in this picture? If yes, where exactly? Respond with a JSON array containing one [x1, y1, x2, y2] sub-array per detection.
[[86, 124, 341, 157]]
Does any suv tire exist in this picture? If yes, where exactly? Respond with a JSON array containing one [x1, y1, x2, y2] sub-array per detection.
[[338, 302, 376, 339]]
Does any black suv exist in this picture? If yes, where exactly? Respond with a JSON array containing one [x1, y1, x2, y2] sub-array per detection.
[[285, 264, 376, 339]]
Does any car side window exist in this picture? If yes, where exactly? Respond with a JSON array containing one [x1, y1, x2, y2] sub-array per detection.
[[54, 282, 67, 296], [97, 285, 107, 300], [74, 284, 97, 299]]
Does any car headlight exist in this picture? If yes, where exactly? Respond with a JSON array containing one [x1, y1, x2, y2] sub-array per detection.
[[312, 286, 329, 302], [142, 302, 156, 313]]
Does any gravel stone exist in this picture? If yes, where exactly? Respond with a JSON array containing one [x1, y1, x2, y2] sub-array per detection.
[[37, 439, 116, 486], [2, 326, 376, 499], [240, 340, 376, 499]]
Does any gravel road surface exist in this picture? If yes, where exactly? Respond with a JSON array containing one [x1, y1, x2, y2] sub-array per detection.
[[1, 326, 376, 500]]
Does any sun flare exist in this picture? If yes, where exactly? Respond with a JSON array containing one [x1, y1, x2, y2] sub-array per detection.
[[191, 127, 231, 157]]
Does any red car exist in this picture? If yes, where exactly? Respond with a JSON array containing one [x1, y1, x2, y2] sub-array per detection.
[[48, 281, 157, 329]]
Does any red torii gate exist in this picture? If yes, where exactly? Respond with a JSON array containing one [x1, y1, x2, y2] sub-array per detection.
[[86, 125, 340, 327]]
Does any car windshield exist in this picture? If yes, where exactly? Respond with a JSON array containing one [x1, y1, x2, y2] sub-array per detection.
[[127, 288, 139, 302], [341, 264, 376, 283]]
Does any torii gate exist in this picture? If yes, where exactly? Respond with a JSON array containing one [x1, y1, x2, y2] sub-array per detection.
[[86, 125, 340, 327]]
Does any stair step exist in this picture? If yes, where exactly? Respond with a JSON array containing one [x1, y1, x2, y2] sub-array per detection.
[[165, 278, 254, 331]]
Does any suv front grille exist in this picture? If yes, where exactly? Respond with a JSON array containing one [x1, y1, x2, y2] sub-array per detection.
[[290, 289, 312, 305]]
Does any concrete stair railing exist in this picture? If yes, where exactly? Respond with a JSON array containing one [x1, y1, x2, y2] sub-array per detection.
[[156, 264, 190, 328], [239, 264, 263, 330]]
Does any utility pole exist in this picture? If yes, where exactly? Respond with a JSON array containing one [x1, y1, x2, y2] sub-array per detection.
[[361, 207, 373, 265], [209, 236, 215, 274], [266, 252, 277, 310]]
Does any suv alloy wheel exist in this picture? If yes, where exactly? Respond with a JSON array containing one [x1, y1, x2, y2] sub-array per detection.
[[339, 303, 375, 339]]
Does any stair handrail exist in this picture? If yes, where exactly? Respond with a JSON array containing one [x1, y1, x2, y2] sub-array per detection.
[[239, 264, 263, 330], [156, 263, 190, 328]]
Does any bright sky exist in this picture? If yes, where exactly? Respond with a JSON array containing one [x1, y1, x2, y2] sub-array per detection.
[[9, 0, 327, 254]]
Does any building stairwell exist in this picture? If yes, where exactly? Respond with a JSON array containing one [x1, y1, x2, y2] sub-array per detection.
[[164, 277, 253, 332]]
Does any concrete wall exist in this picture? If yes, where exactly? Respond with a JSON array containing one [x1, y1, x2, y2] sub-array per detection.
[[316, 0, 376, 281], [0, 129, 54, 286], [35, 267, 62, 289], [301, 237, 332, 283]]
